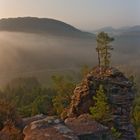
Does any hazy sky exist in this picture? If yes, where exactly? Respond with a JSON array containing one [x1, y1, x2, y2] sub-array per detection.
[[0, 0, 140, 30]]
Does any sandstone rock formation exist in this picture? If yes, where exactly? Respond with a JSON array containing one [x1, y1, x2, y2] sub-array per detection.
[[65, 114, 111, 140], [23, 116, 79, 140], [66, 66, 136, 140], [22, 114, 46, 128], [23, 114, 111, 140], [0, 121, 24, 140]]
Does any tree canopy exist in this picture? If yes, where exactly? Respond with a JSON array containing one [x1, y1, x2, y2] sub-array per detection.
[[96, 32, 114, 67]]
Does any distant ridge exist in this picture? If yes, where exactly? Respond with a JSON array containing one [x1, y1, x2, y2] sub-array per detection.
[[94, 26, 116, 33], [92, 25, 140, 36], [0, 17, 94, 38]]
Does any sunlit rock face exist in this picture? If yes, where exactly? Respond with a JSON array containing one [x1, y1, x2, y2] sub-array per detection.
[[66, 66, 136, 140], [23, 115, 111, 140], [65, 114, 111, 140], [23, 116, 79, 140], [0, 121, 24, 140]]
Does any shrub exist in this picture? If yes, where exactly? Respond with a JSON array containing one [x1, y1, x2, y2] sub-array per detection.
[[89, 85, 111, 123]]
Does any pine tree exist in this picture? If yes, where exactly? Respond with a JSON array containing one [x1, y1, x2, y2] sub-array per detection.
[[51, 75, 75, 115], [96, 32, 114, 67], [90, 85, 111, 122]]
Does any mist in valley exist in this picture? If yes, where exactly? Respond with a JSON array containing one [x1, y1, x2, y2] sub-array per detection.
[[0, 31, 139, 86]]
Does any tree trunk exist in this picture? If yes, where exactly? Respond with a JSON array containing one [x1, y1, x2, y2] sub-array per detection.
[[97, 50, 100, 67]]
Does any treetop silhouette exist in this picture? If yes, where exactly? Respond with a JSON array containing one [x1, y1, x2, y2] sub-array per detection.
[[96, 32, 114, 68]]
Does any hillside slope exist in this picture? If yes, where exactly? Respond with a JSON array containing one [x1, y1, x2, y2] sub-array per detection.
[[0, 17, 94, 38]]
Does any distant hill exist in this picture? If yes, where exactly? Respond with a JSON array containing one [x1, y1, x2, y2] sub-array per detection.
[[125, 25, 140, 32], [119, 26, 140, 37], [92, 25, 140, 36], [0, 17, 94, 38], [93, 26, 116, 33]]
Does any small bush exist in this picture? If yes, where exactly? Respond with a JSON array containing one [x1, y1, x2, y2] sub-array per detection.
[[89, 85, 111, 123]]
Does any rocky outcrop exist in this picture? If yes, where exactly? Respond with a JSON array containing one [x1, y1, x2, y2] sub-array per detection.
[[22, 114, 46, 128], [23, 114, 111, 140], [23, 116, 78, 140], [66, 66, 136, 140], [65, 114, 111, 140], [0, 121, 24, 140]]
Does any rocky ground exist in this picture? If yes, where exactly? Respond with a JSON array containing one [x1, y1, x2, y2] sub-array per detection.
[[23, 114, 110, 140]]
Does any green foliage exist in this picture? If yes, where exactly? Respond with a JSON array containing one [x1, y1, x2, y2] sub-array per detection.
[[90, 85, 111, 123], [18, 105, 32, 117], [96, 32, 114, 67], [0, 74, 75, 118], [111, 127, 121, 139], [51, 75, 75, 115], [31, 94, 55, 116], [132, 95, 140, 139], [129, 75, 140, 139], [0, 77, 56, 117], [0, 99, 18, 129], [2, 77, 41, 105]]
